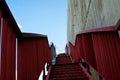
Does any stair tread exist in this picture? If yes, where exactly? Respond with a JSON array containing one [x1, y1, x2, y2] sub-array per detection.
[[49, 55, 90, 80], [49, 76, 89, 80], [50, 74, 87, 78]]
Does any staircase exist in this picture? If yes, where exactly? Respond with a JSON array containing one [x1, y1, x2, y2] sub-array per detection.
[[47, 54, 93, 80], [56, 54, 72, 64]]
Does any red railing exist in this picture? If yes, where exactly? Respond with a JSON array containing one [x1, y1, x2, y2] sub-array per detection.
[[17, 33, 52, 80], [65, 44, 68, 55], [68, 19, 120, 80], [0, 1, 21, 80], [0, 1, 52, 80]]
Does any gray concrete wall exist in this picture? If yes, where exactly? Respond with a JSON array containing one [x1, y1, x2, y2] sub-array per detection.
[[67, 0, 120, 43]]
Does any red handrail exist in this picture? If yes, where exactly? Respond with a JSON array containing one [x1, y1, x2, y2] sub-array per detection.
[[68, 19, 120, 80], [0, 1, 52, 80], [0, 1, 21, 80], [17, 33, 52, 80]]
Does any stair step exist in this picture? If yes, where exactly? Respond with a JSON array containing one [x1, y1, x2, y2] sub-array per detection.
[[51, 70, 84, 74], [49, 76, 89, 80], [51, 69, 83, 72], [50, 73, 87, 78], [52, 67, 82, 70], [48, 54, 91, 80]]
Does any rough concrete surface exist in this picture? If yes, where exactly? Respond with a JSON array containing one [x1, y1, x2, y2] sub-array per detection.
[[67, 0, 120, 43]]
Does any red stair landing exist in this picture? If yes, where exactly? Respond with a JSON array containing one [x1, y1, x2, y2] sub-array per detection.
[[56, 54, 72, 64]]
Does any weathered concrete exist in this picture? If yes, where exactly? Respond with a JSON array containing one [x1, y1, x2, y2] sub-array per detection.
[[67, 0, 120, 43]]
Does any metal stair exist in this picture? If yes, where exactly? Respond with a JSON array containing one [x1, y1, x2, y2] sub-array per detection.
[[47, 54, 93, 80]]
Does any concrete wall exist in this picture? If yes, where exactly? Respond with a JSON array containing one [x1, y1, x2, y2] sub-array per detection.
[[67, 0, 120, 43]]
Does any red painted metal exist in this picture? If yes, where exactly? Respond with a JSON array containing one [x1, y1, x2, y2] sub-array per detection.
[[18, 38, 38, 80], [79, 34, 97, 70], [0, 0, 21, 34], [48, 47, 52, 64], [69, 19, 120, 80], [75, 36, 81, 62], [18, 33, 52, 80], [0, 1, 21, 79], [0, 17, 17, 80], [69, 42, 78, 62], [76, 35, 85, 60], [69, 42, 75, 62], [74, 44, 78, 62], [6, 25, 16, 80], [65, 45, 68, 55], [92, 31, 120, 79], [1, 18, 8, 80], [0, 1, 52, 80]]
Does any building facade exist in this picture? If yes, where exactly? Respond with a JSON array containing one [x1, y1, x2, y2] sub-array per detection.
[[67, 0, 120, 43]]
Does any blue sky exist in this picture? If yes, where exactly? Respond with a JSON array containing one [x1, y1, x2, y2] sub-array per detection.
[[6, 0, 67, 52]]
